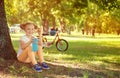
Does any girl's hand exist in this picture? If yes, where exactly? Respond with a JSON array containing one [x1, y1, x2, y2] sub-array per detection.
[[20, 36, 34, 50], [37, 28, 43, 36], [30, 36, 34, 43]]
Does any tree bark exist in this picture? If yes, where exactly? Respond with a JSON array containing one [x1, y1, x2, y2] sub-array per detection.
[[59, 18, 66, 33], [0, 0, 17, 60], [42, 17, 49, 35]]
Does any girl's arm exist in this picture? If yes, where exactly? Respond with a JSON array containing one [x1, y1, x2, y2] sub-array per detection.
[[37, 28, 43, 46], [20, 37, 33, 49]]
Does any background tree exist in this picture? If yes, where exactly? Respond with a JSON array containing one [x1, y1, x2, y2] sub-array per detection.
[[5, 0, 120, 35]]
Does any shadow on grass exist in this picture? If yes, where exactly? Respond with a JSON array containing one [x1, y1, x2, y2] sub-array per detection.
[[0, 59, 120, 78], [9, 37, 120, 78], [65, 40, 120, 58], [45, 41, 120, 64], [101, 60, 120, 66]]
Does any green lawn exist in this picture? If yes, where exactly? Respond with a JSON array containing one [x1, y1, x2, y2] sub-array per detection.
[[9, 33, 120, 78]]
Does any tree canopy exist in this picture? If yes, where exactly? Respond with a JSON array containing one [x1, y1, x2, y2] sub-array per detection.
[[4, 0, 120, 35]]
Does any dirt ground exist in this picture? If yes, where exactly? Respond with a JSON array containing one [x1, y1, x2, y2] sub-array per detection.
[[0, 59, 120, 78]]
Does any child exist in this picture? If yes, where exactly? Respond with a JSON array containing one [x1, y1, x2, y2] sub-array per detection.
[[17, 22, 49, 72]]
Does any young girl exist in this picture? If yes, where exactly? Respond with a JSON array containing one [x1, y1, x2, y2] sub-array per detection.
[[17, 22, 49, 72]]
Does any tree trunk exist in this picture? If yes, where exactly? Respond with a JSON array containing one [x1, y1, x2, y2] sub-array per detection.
[[59, 18, 66, 33], [0, 0, 17, 60], [42, 17, 49, 35], [91, 27, 95, 36]]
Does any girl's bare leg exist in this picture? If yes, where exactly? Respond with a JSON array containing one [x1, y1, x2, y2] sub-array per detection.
[[17, 46, 37, 65], [37, 45, 44, 64]]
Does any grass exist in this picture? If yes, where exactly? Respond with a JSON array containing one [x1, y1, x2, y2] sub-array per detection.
[[1, 32, 120, 78]]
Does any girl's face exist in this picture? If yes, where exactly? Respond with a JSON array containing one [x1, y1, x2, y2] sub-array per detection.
[[24, 24, 35, 36]]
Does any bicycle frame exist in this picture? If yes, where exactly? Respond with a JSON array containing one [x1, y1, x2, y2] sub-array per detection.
[[51, 31, 60, 44], [42, 31, 60, 45], [42, 31, 68, 51]]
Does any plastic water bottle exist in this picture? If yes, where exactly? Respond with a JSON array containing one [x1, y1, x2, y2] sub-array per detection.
[[32, 38, 38, 52]]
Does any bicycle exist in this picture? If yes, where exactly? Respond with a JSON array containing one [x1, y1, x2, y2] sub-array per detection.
[[42, 31, 68, 52]]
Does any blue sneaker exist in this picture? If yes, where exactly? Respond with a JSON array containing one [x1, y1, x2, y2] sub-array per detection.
[[33, 64, 42, 72], [39, 62, 50, 69]]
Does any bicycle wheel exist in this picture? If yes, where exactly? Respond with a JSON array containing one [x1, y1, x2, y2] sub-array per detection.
[[56, 39, 68, 51]]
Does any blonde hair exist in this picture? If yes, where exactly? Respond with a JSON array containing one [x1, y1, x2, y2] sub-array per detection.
[[20, 22, 38, 30]]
